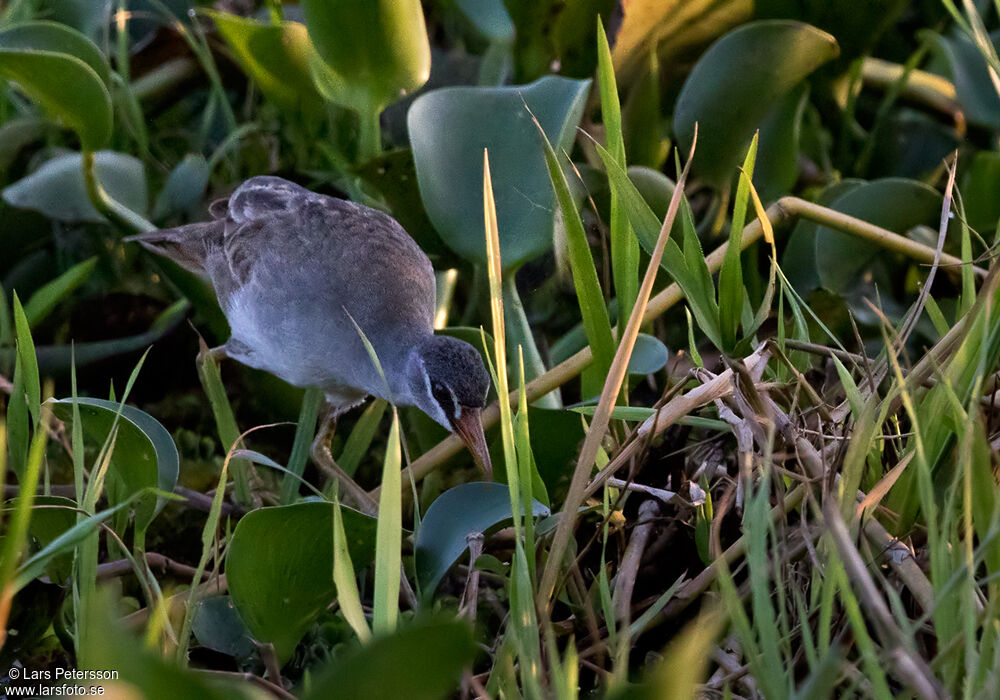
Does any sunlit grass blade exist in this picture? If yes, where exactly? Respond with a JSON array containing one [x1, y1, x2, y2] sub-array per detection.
[[373, 408, 402, 635], [719, 133, 757, 349], [597, 17, 639, 332], [332, 492, 371, 643]]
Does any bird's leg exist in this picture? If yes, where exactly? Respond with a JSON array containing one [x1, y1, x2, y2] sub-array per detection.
[[310, 405, 378, 516]]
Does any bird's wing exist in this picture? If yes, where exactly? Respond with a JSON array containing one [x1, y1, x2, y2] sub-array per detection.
[[123, 221, 224, 277]]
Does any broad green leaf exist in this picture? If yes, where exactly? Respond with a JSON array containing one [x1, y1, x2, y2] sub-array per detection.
[[415, 482, 549, 596], [0, 21, 110, 87], [813, 178, 945, 293], [48, 398, 179, 532], [755, 83, 809, 201], [302, 617, 476, 700], [755, 0, 907, 67], [301, 0, 430, 113], [207, 11, 325, 120], [22, 257, 97, 328], [923, 29, 1000, 130], [79, 588, 239, 700], [3, 151, 147, 223], [151, 154, 210, 221], [226, 501, 378, 661], [191, 596, 256, 661], [961, 150, 1000, 234], [408, 76, 591, 269], [626, 333, 670, 375], [35, 1, 113, 42], [0, 30, 111, 150], [16, 495, 76, 584], [780, 179, 863, 292], [454, 0, 514, 42], [674, 20, 839, 188]]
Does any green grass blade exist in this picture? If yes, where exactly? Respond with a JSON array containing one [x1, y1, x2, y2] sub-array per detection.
[[280, 386, 323, 504], [719, 133, 758, 349], [598, 17, 639, 330], [332, 493, 371, 642], [373, 408, 402, 635], [196, 343, 252, 506], [534, 111, 615, 395], [12, 291, 39, 426], [338, 398, 388, 477]]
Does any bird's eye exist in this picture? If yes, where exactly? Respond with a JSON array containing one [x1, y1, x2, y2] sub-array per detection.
[[430, 381, 450, 405]]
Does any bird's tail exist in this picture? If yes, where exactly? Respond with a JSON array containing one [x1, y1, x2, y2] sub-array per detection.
[[124, 221, 223, 276]]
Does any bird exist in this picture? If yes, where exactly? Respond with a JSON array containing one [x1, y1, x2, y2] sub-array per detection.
[[127, 175, 492, 507]]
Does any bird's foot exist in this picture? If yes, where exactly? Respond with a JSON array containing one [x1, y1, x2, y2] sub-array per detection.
[[309, 412, 378, 516]]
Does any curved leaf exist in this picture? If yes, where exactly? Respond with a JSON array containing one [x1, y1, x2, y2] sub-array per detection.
[[415, 482, 549, 596], [0, 23, 112, 151], [0, 21, 111, 88], [674, 20, 839, 188], [302, 617, 476, 700], [207, 12, 325, 120], [301, 0, 430, 113], [226, 501, 378, 661], [408, 76, 591, 269], [152, 154, 210, 221], [813, 178, 944, 293], [627, 333, 670, 376], [47, 398, 179, 532], [922, 29, 1000, 130], [3, 151, 147, 223]]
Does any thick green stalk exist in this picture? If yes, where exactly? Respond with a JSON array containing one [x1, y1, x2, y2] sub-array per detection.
[[81, 151, 156, 234]]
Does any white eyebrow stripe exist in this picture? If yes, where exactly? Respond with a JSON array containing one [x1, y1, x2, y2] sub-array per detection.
[[449, 387, 461, 420]]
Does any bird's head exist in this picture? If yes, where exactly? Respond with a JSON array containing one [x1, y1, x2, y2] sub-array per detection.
[[407, 335, 492, 476]]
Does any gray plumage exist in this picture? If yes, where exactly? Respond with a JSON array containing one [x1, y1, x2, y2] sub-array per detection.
[[128, 176, 491, 435]]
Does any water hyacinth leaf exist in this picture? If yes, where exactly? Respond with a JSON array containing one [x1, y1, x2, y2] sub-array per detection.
[[0, 117, 48, 173], [454, 0, 515, 42], [415, 482, 549, 596], [48, 398, 178, 532], [22, 257, 97, 328], [0, 21, 111, 88], [302, 617, 476, 700], [754, 83, 809, 202], [19, 495, 77, 584], [961, 151, 1000, 234], [626, 333, 670, 375], [35, 1, 113, 42], [3, 151, 147, 223], [674, 20, 839, 188], [408, 76, 591, 269], [922, 29, 1000, 130], [780, 179, 863, 292], [0, 27, 111, 150], [152, 154, 210, 221], [813, 178, 944, 294], [191, 596, 256, 661], [226, 501, 378, 661], [301, 0, 430, 113], [207, 11, 325, 120]]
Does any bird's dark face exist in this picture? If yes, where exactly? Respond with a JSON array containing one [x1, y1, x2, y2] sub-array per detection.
[[408, 335, 492, 475]]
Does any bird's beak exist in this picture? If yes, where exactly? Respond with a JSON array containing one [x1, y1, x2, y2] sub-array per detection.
[[453, 407, 492, 478]]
